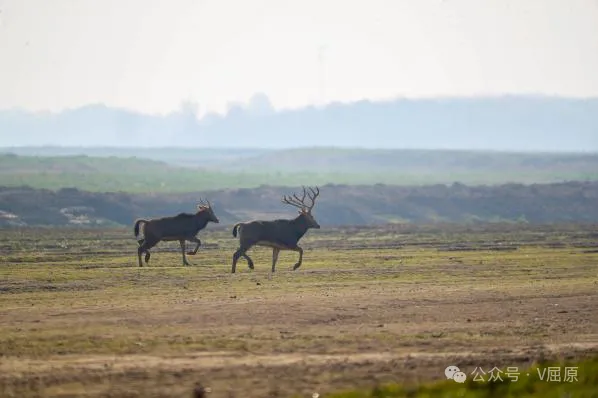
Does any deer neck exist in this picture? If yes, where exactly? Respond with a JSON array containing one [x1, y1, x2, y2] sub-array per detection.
[[291, 214, 311, 237], [194, 211, 210, 230]]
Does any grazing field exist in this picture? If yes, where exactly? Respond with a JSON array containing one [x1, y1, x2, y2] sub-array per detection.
[[1, 223, 598, 397]]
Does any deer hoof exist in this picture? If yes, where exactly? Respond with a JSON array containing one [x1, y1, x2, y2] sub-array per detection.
[[292, 263, 301, 270]]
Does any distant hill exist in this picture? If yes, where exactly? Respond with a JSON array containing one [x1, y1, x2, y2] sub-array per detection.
[[1, 95, 597, 151], [0, 146, 270, 168], [0, 152, 597, 193], [0, 153, 277, 193], [1, 182, 597, 227], [209, 147, 598, 175], [0, 153, 178, 174]]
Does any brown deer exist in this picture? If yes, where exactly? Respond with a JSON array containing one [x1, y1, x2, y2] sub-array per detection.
[[231, 186, 321, 273], [134, 200, 219, 267]]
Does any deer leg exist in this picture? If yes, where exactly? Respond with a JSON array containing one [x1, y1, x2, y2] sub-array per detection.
[[232, 249, 242, 273], [292, 246, 304, 270], [232, 248, 254, 273], [137, 246, 144, 267], [137, 243, 151, 267], [271, 247, 280, 273], [187, 237, 201, 255], [138, 237, 149, 263], [138, 237, 158, 267], [180, 239, 191, 266], [244, 253, 254, 269]]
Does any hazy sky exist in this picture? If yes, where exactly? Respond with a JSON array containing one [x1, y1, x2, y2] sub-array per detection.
[[1, 0, 597, 116]]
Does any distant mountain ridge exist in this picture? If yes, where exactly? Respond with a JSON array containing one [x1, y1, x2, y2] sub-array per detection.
[[1, 95, 597, 151]]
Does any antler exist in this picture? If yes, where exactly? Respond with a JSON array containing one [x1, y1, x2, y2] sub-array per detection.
[[281, 186, 319, 212], [306, 186, 320, 211], [282, 186, 307, 209], [198, 198, 211, 208]]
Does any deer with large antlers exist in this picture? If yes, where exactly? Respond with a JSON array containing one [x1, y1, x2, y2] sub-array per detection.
[[231, 186, 321, 273], [134, 199, 220, 267]]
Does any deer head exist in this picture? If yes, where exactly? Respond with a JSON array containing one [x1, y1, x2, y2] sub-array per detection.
[[197, 198, 220, 223], [282, 186, 320, 228]]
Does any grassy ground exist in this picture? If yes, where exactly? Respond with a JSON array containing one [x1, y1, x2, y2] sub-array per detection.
[[1, 223, 597, 397]]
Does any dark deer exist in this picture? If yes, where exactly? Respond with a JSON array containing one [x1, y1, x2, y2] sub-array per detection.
[[231, 186, 321, 273], [134, 200, 219, 267]]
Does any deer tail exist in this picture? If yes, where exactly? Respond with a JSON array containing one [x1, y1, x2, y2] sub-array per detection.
[[134, 219, 148, 239], [232, 223, 243, 237]]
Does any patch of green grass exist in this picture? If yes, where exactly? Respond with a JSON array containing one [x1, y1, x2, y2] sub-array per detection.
[[2, 153, 598, 193], [325, 356, 598, 397], [3, 170, 598, 193]]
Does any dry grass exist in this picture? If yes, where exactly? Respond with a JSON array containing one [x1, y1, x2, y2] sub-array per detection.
[[1, 224, 597, 397]]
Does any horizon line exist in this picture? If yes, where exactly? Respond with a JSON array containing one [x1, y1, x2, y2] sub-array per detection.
[[2, 92, 598, 118], [2, 145, 597, 156]]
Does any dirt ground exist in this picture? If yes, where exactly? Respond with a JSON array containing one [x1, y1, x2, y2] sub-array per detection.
[[1, 225, 597, 397]]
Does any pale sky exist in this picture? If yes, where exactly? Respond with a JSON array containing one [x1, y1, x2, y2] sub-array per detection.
[[1, 0, 597, 116]]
